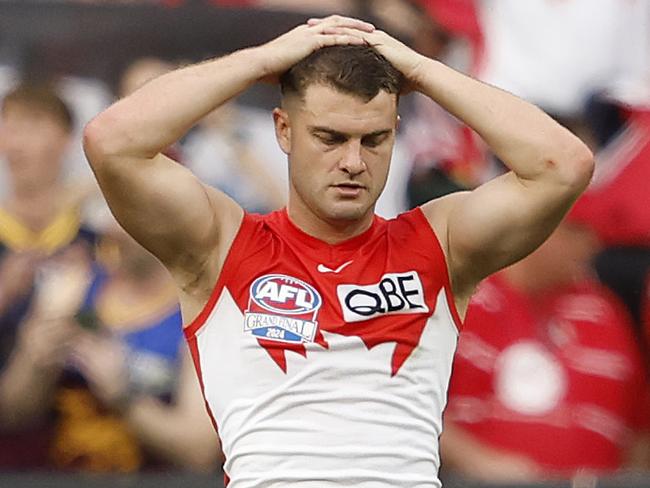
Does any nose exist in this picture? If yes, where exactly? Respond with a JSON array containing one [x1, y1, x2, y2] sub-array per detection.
[[338, 139, 366, 176]]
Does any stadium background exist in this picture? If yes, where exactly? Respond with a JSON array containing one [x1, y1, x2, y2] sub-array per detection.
[[0, 1, 649, 487]]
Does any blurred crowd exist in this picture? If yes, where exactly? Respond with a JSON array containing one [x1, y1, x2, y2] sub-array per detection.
[[0, 0, 649, 484]]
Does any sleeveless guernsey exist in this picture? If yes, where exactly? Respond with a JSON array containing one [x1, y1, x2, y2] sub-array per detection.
[[184, 207, 462, 487]]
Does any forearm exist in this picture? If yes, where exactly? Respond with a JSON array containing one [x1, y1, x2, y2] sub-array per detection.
[[0, 352, 59, 429], [85, 48, 268, 161], [414, 58, 593, 186], [123, 395, 221, 471]]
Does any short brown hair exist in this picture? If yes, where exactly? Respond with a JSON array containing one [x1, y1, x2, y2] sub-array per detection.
[[2, 82, 74, 133], [280, 45, 404, 103]]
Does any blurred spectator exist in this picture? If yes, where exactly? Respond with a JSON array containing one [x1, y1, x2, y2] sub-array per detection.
[[0, 82, 96, 466], [441, 213, 649, 481], [47, 221, 220, 471], [0, 81, 221, 472], [571, 99, 650, 368]]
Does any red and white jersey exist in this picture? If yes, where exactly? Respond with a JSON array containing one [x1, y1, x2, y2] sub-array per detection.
[[184, 208, 461, 488], [447, 275, 648, 474]]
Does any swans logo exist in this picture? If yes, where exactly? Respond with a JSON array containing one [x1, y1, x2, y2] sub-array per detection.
[[244, 274, 322, 344]]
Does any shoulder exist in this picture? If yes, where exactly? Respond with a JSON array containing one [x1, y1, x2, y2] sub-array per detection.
[[419, 191, 471, 254], [385, 207, 448, 262]]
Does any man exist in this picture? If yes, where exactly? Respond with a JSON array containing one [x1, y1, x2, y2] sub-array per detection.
[[84, 15, 594, 487], [441, 213, 648, 481], [0, 83, 94, 466]]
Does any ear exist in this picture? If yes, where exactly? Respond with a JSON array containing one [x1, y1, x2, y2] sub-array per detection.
[[273, 107, 291, 155]]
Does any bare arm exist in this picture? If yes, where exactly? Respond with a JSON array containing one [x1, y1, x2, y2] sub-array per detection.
[[83, 17, 375, 288], [412, 57, 594, 292], [316, 25, 595, 298], [83, 50, 261, 284]]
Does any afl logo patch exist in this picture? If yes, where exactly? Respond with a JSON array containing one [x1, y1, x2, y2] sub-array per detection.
[[244, 274, 322, 344]]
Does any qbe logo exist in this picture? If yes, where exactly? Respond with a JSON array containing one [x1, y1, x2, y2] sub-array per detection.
[[337, 271, 429, 322], [244, 274, 322, 344]]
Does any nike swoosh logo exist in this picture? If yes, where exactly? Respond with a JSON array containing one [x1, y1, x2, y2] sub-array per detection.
[[317, 260, 353, 274]]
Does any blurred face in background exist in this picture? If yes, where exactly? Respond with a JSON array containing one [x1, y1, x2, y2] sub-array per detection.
[[0, 102, 71, 194], [510, 220, 601, 291]]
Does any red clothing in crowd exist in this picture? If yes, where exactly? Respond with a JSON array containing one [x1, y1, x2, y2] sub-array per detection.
[[571, 110, 650, 247], [446, 275, 648, 474]]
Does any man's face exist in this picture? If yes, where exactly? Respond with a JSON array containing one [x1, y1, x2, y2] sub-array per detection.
[[0, 103, 70, 192], [275, 84, 398, 226]]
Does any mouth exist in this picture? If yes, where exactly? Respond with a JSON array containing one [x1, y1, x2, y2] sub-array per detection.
[[331, 182, 366, 197]]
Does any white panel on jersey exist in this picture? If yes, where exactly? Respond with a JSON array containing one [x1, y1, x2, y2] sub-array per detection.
[[196, 287, 458, 488]]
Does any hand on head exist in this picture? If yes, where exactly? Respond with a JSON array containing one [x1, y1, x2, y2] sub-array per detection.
[[260, 15, 424, 93], [310, 18, 426, 93], [259, 15, 375, 82]]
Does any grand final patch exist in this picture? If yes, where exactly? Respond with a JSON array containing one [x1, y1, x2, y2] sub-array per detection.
[[244, 274, 322, 344]]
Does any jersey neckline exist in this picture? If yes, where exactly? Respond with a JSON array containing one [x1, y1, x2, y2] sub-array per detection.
[[279, 208, 383, 253]]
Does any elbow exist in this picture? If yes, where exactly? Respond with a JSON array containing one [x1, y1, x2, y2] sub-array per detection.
[[83, 111, 142, 171], [82, 115, 118, 171], [553, 137, 595, 194], [572, 141, 595, 191]]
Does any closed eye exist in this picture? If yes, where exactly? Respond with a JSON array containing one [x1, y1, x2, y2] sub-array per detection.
[[318, 134, 346, 145], [312, 130, 347, 146], [361, 134, 388, 147]]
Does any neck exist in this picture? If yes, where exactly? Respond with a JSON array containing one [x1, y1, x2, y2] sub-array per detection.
[[287, 200, 374, 245], [5, 182, 64, 229]]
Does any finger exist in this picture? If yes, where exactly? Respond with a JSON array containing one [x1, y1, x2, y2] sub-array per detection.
[[318, 34, 367, 48], [320, 26, 372, 40], [308, 15, 375, 32]]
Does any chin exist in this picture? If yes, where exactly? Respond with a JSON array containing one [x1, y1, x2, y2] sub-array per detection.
[[321, 201, 371, 222]]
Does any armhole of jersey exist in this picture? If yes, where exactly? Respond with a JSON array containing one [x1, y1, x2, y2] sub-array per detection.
[[412, 207, 464, 332], [185, 331, 222, 435], [183, 212, 253, 339]]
